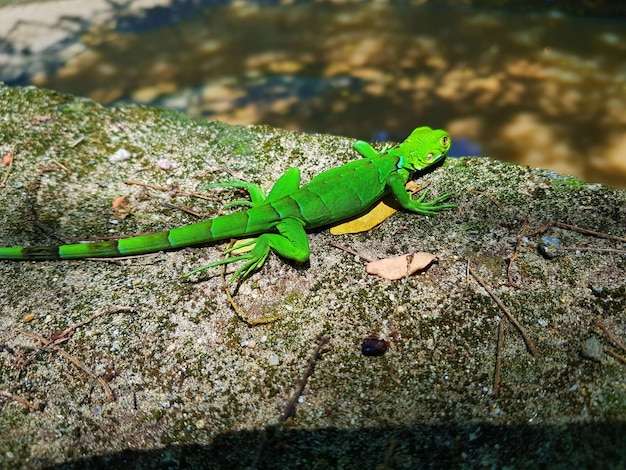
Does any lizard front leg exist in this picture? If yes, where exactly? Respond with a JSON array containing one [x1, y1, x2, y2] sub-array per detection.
[[386, 173, 455, 215], [203, 180, 266, 208]]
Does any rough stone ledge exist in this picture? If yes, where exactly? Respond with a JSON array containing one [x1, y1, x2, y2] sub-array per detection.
[[0, 85, 625, 468]]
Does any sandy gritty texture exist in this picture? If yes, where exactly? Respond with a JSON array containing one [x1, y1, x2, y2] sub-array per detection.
[[0, 85, 625, 468]]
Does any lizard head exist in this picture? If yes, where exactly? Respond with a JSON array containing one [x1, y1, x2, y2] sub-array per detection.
[[394, 126, 451, 172]]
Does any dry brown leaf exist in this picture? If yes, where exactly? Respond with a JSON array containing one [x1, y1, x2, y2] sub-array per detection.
[[111, 196, 132, 220], [366, 252, 438, 280], [405, 180, 422, 192], [2, 153, 14, 166]]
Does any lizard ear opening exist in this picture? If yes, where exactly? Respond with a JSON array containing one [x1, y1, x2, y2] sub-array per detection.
[[440, 136, 450, 147]]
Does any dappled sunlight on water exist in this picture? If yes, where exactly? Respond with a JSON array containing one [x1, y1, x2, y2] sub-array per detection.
[[3, 2, 625, 187]]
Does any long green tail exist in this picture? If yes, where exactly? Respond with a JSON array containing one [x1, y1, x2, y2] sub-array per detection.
[[0, 205, 280, 261]]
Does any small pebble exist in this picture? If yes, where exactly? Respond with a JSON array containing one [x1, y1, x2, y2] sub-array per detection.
[[537, 236, 560, 259], [267, 353, 280, 366], [157, 158, 173, 170], [590, 285, 604, 296], [581, 337, 603, 362], [109, 148, 131, 163]]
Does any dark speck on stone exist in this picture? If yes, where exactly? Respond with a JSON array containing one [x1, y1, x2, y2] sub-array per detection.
[[362, 335, 389, 356]]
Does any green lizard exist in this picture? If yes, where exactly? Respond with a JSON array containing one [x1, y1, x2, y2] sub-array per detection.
[[0, 126, 453, 281]]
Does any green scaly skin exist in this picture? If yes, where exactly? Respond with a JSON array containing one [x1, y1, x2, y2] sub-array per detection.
[[0, 126, 454, 281]]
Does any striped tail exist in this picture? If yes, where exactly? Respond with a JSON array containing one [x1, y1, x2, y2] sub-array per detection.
[[0, 206, 280, 261]]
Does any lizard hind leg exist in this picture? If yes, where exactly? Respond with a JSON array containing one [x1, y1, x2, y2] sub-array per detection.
[[228, 217, 310, 282], [184, 217, 310, 283], [193, 169, 305, 282]]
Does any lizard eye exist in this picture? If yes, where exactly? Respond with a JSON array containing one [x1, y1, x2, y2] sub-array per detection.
[[440, 136, 449, 147]]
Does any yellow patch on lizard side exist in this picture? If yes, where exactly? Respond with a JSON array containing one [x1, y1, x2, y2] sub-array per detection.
[[329, 182, 423, 235], [230, 238, 256, 254], [330, 197, 398, 235]]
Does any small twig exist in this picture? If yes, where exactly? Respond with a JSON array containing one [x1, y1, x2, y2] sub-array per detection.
[[526, 222, 554, 238], [68, 136, 86, 148], [329, 241, 374, 262], [52, 306, 136, 343], [280, 336, 330, 422], [555, 221, 626, 243], [405, 253, 414, 278], [0, 390, 44, 411], [506, 220, 625, 287], [18, 329, 115, 402], [250, 336, 330, 467], [50, 159, 71, 175], [506, 223, 531, 288], [123, 179, 170, 191], [595, 323, 626, 354], [603, 347, 626, 364], [506, 255, 521, 288], [162, 202, 204, 218], [468, 265, 538, 356]]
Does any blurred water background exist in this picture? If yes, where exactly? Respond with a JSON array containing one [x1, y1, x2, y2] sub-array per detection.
[[1, 0, 625, 188]]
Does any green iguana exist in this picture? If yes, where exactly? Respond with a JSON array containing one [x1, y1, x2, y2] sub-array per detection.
[[0, 126, 454, 281]]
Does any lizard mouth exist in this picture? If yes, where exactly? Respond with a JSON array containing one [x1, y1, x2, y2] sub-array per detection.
[[427, 152, 442, 163]]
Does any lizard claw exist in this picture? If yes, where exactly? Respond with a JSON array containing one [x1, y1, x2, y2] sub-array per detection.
[[410, 191, 456, 215]]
